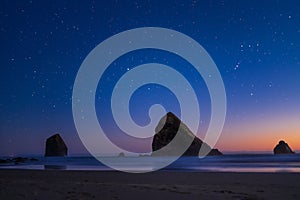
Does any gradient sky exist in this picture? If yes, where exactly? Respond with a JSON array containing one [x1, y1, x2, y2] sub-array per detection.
[[1, 0, 299, 156]]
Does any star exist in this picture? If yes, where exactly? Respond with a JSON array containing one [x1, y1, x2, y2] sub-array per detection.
[[234, 63, 240, 70]]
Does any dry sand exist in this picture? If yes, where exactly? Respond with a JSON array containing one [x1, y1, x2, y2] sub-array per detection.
[[0, 169, 300, 200]]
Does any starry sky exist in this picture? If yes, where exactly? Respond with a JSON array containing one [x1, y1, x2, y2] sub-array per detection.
[[1, 0, 299, 156]]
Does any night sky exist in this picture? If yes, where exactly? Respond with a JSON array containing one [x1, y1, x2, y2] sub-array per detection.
[[1, 0, 299, 156]]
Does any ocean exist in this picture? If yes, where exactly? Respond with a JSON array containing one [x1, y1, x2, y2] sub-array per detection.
[[1, 154, 300, 172]]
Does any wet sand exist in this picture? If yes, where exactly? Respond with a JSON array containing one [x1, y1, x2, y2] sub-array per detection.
[[0, 169, 300, 199]]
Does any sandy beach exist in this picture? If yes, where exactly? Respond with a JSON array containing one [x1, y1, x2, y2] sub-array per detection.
[[0, 169, 300, 200]]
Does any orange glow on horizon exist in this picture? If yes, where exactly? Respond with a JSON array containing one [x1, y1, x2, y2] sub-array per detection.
[[214, 112, 300, 152]]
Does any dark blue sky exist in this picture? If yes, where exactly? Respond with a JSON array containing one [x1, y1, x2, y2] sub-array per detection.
[[1, 0, 299, 155]]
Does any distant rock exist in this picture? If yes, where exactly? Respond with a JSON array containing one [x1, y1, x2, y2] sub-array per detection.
[[209, 149, 223, 156], [12, 157, 28, 163], [30, 158, 39, 162], [152, 112, 223, 156], [273, 140, 295, 154], [0, 159, 9, 164], [118, 152, 125, 157], [0, 157, 39, 165], [45, 134, 68, 157]]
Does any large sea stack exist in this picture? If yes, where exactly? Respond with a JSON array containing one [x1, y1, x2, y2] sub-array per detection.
[[45, 134, 68, 157], [273, 140, 295, 154], [152, 112, 222, 156]]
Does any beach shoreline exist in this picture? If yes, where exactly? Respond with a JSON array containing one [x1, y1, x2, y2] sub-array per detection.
[[1, 169, 300, 199]]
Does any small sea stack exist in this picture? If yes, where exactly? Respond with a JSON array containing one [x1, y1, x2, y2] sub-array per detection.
[[45, 134, 68, 157], [118, 152, 125, 157], [273, 140, 295, 154]]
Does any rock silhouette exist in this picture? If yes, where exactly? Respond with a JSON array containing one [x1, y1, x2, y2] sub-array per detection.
[[152, 112, 222, 156], [0, 157, 38, 165], [45, 134, 68, 157], [208, 149, 223, 156], [273, 140, 295, 154], [118, 152, 125, 157]]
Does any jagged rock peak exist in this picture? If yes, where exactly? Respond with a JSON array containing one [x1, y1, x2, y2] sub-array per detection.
[[152, 112, 222, 156], [45, 133, 68, 157]]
